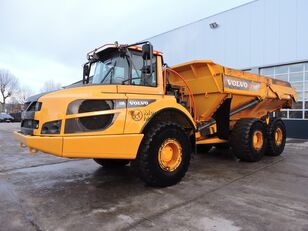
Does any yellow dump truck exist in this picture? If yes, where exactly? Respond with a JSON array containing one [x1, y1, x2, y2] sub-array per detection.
[[15, 42, 297, 187]]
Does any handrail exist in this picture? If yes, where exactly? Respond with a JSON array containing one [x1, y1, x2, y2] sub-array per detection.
[[163, 68, 197, 122]]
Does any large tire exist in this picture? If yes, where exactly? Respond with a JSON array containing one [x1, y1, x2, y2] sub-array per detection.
[[231, 119, 267, 162], [266, 118, 286, 156], [133, 122, 191, 187], [93, 159, 130, 168], [197, 144, 212, 153]]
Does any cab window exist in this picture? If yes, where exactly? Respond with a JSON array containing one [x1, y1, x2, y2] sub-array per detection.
[[91, 49, 156, 87]]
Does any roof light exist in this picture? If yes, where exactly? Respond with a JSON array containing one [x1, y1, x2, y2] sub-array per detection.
[[209, 22, 218, 29]]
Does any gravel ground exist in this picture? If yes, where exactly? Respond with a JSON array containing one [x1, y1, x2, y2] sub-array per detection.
[[0, 123, 308, 231]]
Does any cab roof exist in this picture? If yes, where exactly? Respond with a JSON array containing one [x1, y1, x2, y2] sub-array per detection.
[[87, 43, 162, 61]]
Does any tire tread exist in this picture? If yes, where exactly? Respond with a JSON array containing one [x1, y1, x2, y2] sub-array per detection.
[[134, 122, 191, 187], [231, 118, 266, 162]]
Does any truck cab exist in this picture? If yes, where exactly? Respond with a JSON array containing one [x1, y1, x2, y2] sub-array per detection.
[[15, 42, 195, 187]]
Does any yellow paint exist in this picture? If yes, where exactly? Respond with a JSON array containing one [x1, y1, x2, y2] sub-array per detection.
[[196, 137, 227, 145], [15, 131, 63, 156], [275, 127, 283, 145], [195, 131, 201, 139], [15, 47, 296, 160], [62, 134, 144, 159], [169, 60, 296, 122], [252, 130, 264, 150], [158, 138, 182, 172], [124, 95, 195, 133], [265, 116, 270, 125], [15, 131, 143, 159]]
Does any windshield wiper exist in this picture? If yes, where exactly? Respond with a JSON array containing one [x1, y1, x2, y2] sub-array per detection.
[[122, 77, 142, 84], [100, 61, 117, 84]]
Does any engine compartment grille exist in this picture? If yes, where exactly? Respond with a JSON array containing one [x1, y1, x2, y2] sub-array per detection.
[[20, 101, 42, 135]]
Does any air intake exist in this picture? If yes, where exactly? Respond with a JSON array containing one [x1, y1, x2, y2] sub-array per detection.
[[65, 99, 115, 133], [78, 100, 112, 113]]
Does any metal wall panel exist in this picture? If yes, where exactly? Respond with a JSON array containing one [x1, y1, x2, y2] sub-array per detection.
[[284, 120, 308, 138], [149, 0, 308, 69]]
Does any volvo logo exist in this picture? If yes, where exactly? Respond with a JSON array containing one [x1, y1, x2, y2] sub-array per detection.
[[127, 99, 155, 108], [226, 79, 249, 89], [224, 75, 260, 92]]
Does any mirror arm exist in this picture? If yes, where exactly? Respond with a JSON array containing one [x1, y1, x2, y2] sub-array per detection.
[[125, 48, 141, 81], [82, 62, 89, 84], [150, 45, 153, 77]]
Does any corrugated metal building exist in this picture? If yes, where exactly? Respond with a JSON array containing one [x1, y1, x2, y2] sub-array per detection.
[[148, 0, 308, 138]]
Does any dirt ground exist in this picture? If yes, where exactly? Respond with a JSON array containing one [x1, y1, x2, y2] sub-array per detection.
[[0, 123, 308, 231]]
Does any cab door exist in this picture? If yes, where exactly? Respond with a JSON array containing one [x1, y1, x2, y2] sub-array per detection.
[[117, 54, 164, 133]]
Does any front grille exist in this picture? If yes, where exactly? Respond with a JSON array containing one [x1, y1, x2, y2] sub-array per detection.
[[22, 119, 39, 129], [21, 119, 39, 135], [20, 101, 42, 135], [65, 114, 114, 134]]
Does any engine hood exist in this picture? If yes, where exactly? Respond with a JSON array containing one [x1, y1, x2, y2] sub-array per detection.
[[45, 85, 117, 99], [21, 85, 117, 126], [26, 85, 118, 103], [26, 91, 53, 103]]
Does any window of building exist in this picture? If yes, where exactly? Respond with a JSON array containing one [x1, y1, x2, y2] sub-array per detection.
[[260, 62, 308, 120]]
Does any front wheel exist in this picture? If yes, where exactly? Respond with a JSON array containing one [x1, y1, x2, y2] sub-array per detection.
[[133, 122, 191, 187]]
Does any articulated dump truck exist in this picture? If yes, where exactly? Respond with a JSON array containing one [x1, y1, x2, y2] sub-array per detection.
[[15, 42, 297, 187]]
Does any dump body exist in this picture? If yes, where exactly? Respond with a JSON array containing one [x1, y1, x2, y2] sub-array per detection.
[[169, 60, 297, 124]]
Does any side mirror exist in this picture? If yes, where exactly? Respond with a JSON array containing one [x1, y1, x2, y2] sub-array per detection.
[[83, 64, 90, 84], [142, 43, 153, 60]]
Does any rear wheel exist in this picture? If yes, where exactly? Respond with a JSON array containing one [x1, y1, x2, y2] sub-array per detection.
[[93, 159, 130, 168], [231, 119, 267, 162], [133, 122, 191, 187], [266, 118, 286, 156]]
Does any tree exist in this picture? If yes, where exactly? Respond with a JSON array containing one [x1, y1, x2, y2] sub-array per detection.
[[40, 80, 62, 93], [15, 85, 34, 104], [0, 69, 19, 112]]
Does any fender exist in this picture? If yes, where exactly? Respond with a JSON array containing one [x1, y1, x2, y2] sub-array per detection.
[[141, 107, 196, 134]]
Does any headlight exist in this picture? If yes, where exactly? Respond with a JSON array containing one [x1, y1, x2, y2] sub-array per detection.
[[41, 120, 62, 134]]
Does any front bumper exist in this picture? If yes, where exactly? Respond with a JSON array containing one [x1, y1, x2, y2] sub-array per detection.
[[14, 131, 144, 159]]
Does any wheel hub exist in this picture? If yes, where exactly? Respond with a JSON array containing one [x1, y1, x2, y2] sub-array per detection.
[[252, 130, 263, 150], [158, 139, 182, 172], [275, 127, 283, 146]]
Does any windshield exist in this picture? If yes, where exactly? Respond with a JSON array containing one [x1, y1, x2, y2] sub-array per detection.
[[90, 50, 156, 87]]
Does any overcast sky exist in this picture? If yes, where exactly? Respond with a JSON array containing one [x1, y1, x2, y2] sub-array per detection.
[[0, 0, 253, 92]]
